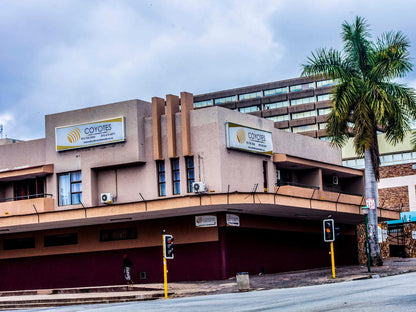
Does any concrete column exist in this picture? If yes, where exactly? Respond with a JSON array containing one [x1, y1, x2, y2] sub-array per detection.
[[152, 97, 165, 160], [166, 95, 180, 158], [180, 92, 194, 156]]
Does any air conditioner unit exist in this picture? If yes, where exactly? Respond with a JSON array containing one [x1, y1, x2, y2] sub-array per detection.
[[192, 182, 208, 193], [332, 176, 339, 185], [100, 193, 114, 204]]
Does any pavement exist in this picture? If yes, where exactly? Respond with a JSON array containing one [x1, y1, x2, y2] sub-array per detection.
[[1, 257, 416, 310]]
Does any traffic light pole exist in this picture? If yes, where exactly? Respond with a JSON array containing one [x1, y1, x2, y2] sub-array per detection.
[[330, 241, 336, 279], [163, 256, 168, 299]]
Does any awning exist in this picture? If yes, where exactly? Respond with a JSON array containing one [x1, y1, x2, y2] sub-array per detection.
[[0, 164, 54, 181]]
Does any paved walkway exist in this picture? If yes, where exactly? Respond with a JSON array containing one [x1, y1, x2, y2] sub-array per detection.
[[0, 257, 415, 309]]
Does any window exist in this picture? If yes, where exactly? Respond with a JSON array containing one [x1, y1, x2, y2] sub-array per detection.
[[171, 158, 180, 195], [3, 237, 35, 250], [292, 124, 318, 133], [156, 160, 166, 196], [100, 227, 137, 242], [318, 108, 332, 116], [58, 171, 82, 206], [194, 99, 213, 108], [319, 123, 328, 130], [290, 97, 315, 106], [214, 96, 236, 105], [238, 91, 261, 101], [317, 94, 330, 102], [264, 101, 289, 110], [289, 83, 314, 92], [291, 110, 316, 120], [44, 233, 78, 247], [239, 106, 260, 113], [316, 79, 340, 88], [186, 156, 195, 193], [14, 178, 45, 201], [264, 87, 288, 96], [266, 115, 289, 122]]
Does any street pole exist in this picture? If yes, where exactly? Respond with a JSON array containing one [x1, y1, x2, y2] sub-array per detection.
[[365, 214, 371, 273], [163, 256, 168, 298], [330, 241, 336, 278]]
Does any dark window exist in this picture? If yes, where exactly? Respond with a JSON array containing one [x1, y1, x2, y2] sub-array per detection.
[[58, 171, 82, 206], [44, 233, 78, 247], [157, 160, 166, 196], [171, 158, 180, 195], [13, 178, 45, 200], [263, 161, 268, 192], [3, 237, 35, 250], [185, 156, 195, 193], [100, 227, 137, 242]]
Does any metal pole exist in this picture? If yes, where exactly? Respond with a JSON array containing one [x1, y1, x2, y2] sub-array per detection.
[[162, 234, 168, 298], [365, 215, 371, 273], [330, 241, 336, 278]]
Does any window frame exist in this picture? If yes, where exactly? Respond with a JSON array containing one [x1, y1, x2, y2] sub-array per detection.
[[185, 156, 195, 193], [156, 160, 166, 196], [171, 158, 180, 195], [58, 171, 82, 206]]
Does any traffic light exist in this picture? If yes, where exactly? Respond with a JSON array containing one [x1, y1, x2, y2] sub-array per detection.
[[164, 234, 174, 259], [323, 219, 335, 242]]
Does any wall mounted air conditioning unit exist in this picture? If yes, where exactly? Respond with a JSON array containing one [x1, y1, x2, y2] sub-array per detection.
[[192, 182, 208, 193], [332, 176, 339, 185], [101, 193, 114, 204]]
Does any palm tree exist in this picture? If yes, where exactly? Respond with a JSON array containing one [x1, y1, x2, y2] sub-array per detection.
[[301, 16, 416, 266]]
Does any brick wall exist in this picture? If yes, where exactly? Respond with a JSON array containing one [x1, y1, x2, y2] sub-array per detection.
[[379, 186, 409, 211], [379, 163, 416, 179]]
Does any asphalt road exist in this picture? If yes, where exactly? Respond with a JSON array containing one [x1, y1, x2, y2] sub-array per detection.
[[20, 272, 416, 312]]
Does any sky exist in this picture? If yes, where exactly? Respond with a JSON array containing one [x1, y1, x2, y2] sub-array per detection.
[[1, 0, 416, 140]]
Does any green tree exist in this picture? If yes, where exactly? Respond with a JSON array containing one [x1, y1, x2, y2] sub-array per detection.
[[302, 16, 416, 266]]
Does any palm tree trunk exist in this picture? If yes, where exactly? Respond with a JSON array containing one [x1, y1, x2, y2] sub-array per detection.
[[364, 149, 383, 266]]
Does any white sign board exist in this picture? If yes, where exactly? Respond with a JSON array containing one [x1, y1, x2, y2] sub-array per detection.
[[366, 198, 376, 210], [412, 231, 416, 240], [383, 229, 388, 242], [56, 117, 126, 151], [378, 226, 383, 243], [226, 214, 240, 227], [195, 215, 217, 228], [226, 122, 273, 156]]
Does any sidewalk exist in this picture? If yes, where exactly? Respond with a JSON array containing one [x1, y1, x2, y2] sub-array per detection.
[[0, 257, 415, 309]]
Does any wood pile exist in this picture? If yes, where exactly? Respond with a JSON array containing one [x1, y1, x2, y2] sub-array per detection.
[[379, 222, 389, 259]]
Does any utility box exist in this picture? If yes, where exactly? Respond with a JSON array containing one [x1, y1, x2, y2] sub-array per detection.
[[236, 272, 250, 291]]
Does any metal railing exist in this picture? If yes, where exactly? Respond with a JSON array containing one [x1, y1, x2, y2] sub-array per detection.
[[0, 193, 53, 203]]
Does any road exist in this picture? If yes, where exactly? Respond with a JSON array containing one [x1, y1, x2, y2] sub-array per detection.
[[20, 272, 416, 312]]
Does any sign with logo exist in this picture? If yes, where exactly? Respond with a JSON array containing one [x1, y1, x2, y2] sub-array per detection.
[[195, 215, 217, 228], [226, 214, 240, 227], [55, 117, 126, 151], [366, 198, 376, 210], [226, 122, 273, 156]]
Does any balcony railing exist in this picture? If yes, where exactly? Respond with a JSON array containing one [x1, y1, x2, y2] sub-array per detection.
[[0, 193, 53, 203], [0, 194, 54, 217]]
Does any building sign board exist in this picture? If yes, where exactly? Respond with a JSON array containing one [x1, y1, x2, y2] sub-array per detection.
[[226, 122, 273, 156], [195, 215, 217, 228], [226, 214, 240, 227], [56, 117, 126, 151]]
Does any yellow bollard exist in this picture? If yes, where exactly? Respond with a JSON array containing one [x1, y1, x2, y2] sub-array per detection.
[[330, 241, 336, 278]]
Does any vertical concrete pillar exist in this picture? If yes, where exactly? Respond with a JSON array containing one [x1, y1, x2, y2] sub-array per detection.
[[180, 92, 193, 156], [152, 97, 165, 160], [166, 95, 180, 158]]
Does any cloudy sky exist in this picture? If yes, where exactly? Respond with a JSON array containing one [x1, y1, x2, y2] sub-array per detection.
[[1, 0, 416, 140]]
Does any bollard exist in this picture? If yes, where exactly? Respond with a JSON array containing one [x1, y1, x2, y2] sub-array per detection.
[[236, 272, 250, 291]]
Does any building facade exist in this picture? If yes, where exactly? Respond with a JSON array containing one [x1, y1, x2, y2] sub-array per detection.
[[0, 93, 398, 291]]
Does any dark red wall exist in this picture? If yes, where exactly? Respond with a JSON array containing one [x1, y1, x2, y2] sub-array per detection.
[[0, 225, 357, 291], [222, 226, 357, 277], [0, 242, 221, 291]]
